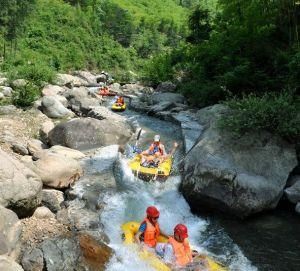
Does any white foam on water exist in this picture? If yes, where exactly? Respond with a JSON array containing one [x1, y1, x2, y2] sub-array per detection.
[[101, 157, 257, 271]]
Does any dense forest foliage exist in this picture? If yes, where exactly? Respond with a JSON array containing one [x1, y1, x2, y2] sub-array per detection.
[[0, 0, 299, 142], [145, 0, 300, 142], [0, 0, 192, 82]]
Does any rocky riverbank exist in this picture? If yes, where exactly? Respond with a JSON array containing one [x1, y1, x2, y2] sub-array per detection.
[[0, 71, 299, 270]]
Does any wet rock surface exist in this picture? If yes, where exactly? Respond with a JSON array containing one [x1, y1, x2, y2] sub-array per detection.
[[181, 105, 298, 218]]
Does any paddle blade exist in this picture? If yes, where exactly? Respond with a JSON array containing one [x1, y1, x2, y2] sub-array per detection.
[[136, 128, 142, 141]]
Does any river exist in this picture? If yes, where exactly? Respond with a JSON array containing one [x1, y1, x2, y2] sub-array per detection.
[[79, 97, 300, 271], [100, 110, 256, 271]]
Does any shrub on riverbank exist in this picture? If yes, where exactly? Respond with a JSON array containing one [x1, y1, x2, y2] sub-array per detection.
[[219, 92, 300, 143], [12, 83, 40, 107]]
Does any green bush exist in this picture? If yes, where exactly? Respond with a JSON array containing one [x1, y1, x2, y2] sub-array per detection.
[[219, 91, 300, 142], [142, 53, 174, 85], [12, 82, 40, 107], [8, 62, 55, 87]]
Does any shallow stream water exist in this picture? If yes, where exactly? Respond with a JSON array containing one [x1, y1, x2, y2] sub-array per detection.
[[100, 110, 256, 271], [81, 99, 300, 271]]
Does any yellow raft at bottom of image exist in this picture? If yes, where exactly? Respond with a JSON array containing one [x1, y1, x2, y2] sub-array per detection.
[[121, 221, 228, 271]]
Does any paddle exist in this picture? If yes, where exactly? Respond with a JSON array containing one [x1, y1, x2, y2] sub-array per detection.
[[133, 128, 142, 153]]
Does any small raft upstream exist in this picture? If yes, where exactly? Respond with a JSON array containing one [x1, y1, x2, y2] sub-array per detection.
[[111, 103, 126, 112]]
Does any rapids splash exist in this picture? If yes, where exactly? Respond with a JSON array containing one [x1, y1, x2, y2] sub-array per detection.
[[97, 112, 257, 271]]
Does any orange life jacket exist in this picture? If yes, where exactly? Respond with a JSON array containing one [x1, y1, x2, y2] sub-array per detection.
[[168, 237, 192, 267], [148, 143, 164, 155], [141, 217, 160, 248], [116, 97, 124, 104]]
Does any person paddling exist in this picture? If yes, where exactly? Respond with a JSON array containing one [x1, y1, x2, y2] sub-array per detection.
[[155, 224, 208, 270], [115, 95, 125, 106], [140, 135, 178, 167], [134, 206, 169, 249]]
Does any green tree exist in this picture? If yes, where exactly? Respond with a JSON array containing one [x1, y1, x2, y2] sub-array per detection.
[[97, 0, 135, 47], [0, 0, 36, 59], [187, 4, 211, 44]]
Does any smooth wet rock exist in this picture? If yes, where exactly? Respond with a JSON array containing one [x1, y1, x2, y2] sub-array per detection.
[[181, 104, 298, 218], [0, 148, 42, 217], [0, 206, 22, 258], [21, 248, 44, 271], [285, 179, 300, 204], [42, 189, 64, 213], [48, 118, 132, 150]]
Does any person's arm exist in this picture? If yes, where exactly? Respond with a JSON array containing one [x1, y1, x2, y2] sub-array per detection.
[[134, 231, 143, 244], [160, 144, 167, 156], [134, 222, 146, 244]]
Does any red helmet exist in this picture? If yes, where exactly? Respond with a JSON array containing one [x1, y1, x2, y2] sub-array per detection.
[[174, 224, 188, 239], [146, 206, 160, 218]]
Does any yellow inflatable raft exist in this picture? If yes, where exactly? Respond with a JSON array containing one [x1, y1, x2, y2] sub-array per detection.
[[128, 155, 172, 181], [121, 221, 228, 271], [111, 103, 126, 111]]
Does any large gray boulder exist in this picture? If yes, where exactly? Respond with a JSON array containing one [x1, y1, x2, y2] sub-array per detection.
[[0, 206, 22, 259], [48, 118, 132, 150], [181, 105, 298, 218], [73, 71, 97, 85], [54, 73, 89, 87], [0, 149, 42, 217], [41, 238, 80, 271], [156, 81, 176, 93], [21, 248, 44, 271], [64, 87, 101, 115], [29, 153, 83, 188], [39, 119, 55, 144], [42, 189, 64, 213], [150, 92, 186, 105], [41, 96, 74, 119], [42, 85, 65, 96], [172, 111, 203, 154]]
